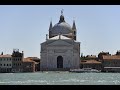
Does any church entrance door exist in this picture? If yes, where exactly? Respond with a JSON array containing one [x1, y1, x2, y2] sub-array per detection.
[[57, 56, 63, 68]]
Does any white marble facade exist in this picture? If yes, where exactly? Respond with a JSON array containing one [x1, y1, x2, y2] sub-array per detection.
[[40, 35, 80, 71]]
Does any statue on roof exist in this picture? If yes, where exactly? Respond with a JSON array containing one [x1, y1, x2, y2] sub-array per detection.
[[61, 9, 64, 15]]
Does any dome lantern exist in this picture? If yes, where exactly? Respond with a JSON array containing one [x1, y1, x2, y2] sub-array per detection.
[[59, 9, 65, 23]]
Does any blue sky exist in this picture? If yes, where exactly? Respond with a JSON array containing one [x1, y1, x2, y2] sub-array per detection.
[[0, 5, 120, 58]]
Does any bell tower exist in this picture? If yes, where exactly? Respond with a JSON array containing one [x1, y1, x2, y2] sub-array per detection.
[[72, 20, 77, 40], [49, 20, 52, 38]]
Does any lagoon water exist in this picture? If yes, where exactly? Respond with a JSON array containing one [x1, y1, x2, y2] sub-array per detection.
[[0, 71, 120, 85]]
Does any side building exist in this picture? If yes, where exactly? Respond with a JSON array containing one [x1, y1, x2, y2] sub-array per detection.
[[0, 49, 38, 73], [11, 49, 24, 72], [0, 54, 12, 73], [80, 60, 102, 70], [25, 57, 40, 71], [22, 58, 36, 72], [100, 51, 120, 72]]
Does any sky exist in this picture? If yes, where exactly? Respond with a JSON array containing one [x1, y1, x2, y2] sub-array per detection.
[[0, 5, 120, 58]]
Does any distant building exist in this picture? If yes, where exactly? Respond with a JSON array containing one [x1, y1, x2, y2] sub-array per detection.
[[80, 60, 102, 70], [22, 58, 36, 72], [0, 54, 12, 73], [102, 55, 120, 72], [40, 10, 80, 71], [25, 57, 40, 71], [11, 49, 24, 72], [0, 49, 39, 73]]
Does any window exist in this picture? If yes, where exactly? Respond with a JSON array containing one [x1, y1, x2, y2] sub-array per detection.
[[7, 64, 8, 66], [9, 64, 11, 66], [4, 64, 5, 66]]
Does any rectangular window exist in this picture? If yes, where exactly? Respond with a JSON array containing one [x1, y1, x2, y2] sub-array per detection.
[[4, 64, 5, 66]]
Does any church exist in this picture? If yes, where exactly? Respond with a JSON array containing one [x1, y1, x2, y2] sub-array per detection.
[[40, 10, 80, 71]]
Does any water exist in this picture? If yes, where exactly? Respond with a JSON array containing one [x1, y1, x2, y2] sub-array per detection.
[[0, 71, 120, 85]]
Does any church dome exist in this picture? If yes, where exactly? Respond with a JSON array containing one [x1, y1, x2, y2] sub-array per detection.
[[50, 13, 72, 35], [51, 21, 72, 35]]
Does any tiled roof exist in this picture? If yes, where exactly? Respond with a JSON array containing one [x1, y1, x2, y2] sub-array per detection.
[[81, 60, 101, 64], [0, 54, 12, 57], [23, 58, 38, 64], [103, 55, 120, 60]]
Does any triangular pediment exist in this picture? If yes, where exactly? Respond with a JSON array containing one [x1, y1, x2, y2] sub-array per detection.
[[47, 40, 72, 46]]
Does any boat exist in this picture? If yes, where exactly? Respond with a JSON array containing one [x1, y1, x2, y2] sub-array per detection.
[[69, 68, 101, 73]]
